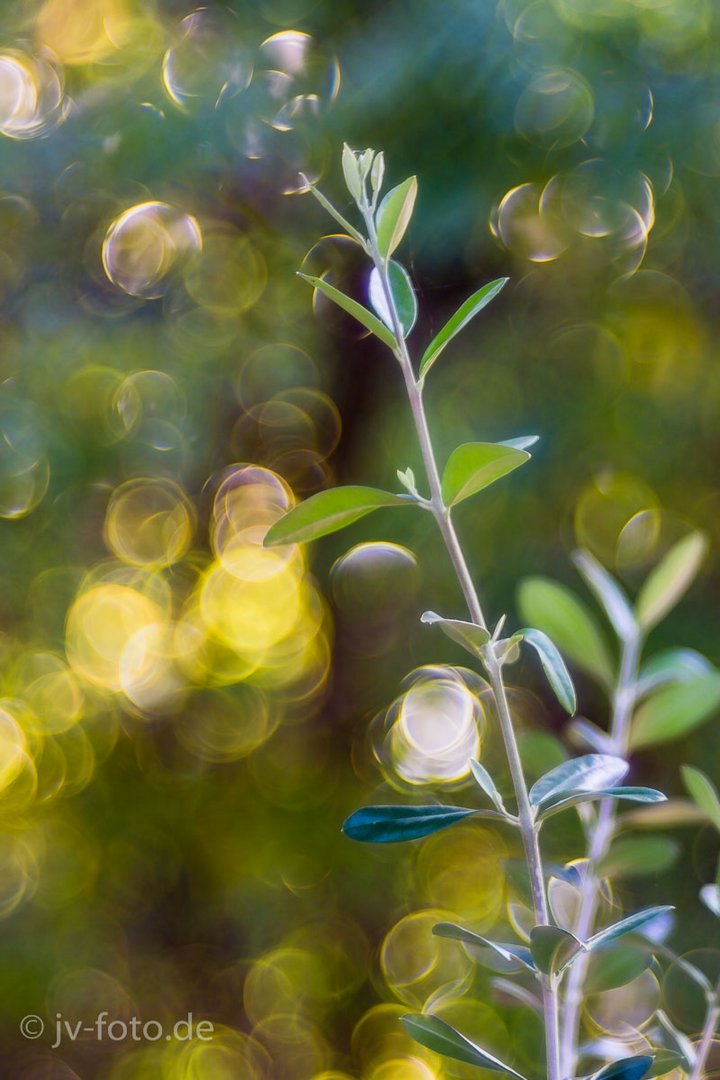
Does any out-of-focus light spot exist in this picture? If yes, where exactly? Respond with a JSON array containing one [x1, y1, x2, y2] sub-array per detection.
[[258, 30, 340, 126], [175, 686, 275, 761], [374, 667, 484, 788], [331, 542, 418, 618], [0, 396, 50, 519], [662, 948, 720, 1031], [251, 1012, 331, 1077], [0, 707, 31, 794], [381, 909, 473, 1008], [183, 229, 266, 314], [104, 478, 195, 568], [0, 832, 38, 917], [585, 969, 660, 1035], [0, 49, 66, 140], [429, 999, 510, 1080], [574, 472, 659, 567], [162, 8, 253, 112], [352, 1004, 439, 1077], [102, 202, 202, 299], [417, 824, 507, 925], [492, 182, 571, 263], [15, 651, 85, 735], [616, 509, 661, 569], [367, 1059, 439, 1080], [235, 344, 320, 410], [172, 1025, 272, 1079], [66, 582, 164, 691], [36, 0, 154, 66], [515, 67, 594, 149], [244, 945, 329, 1024]]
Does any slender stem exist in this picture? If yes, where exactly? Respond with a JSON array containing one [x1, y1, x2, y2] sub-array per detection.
[[360, 199, 561, 1080], [690, 999, 720, 1080], [560, 631, 641, 1076]]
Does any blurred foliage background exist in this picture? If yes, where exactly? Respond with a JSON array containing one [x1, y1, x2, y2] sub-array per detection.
[[0, 0, 719, 1077]]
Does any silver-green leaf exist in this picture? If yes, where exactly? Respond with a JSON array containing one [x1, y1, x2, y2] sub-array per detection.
[[586, 906, 674, 951], [572, 549, 638, 644], [470, 759, 507, 814], [433, 922, 536, 970], [421, 610, 491, 656], [368, 260, 417, 337], [536, 787, 666, 822], [521, 627, 576, 714], [530, 924, 585, 975], [529, 754, 629, 808], [401, 1014, 527, 1077]]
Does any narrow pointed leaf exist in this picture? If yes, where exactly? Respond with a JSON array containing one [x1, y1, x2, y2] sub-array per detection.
[[499, 435, 540, 451], [700, 883, 720, 917], [303, 179, 366, 245], [369, 260, 417, 337], [342, 804, 491, 843], [630, 673, 720, 749], [421, 610, 491, 656], [636, 531, 708, 632], [681, 765, 720, 832], [342, 143, 362, 201], [265, 485, 412, 546], [537, 787, 666, 821], [376, 176, 417, 258], [470, 759, 506, 813], [529, 754, 629, 808], [590, 1055, 653, 1080], [572, 550, 637, 643], [433, 923, 536, 970], [419, 278, 509, 379], [441, 442, 529, 507], [530, 924, 585, 974], [401, 1014, 527, 1077], [517, 578, 615, 689], [521, 628, 576, 714], [587, 906, 674, 951], [298, 273, 396, 349], [370, 151, 385, 194], [567, 718, 615, 754]]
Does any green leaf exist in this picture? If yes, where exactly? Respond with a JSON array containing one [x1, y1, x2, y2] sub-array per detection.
[[264, 485, 412, 546], [376, 176, 418, 259], [630, 673, 720, 750], [636, 647, 714, 697], [342, 143, 362, 201], [682, 765, 720, 833], [342, 803, 490, 843], [499, 435, 540, 451], [421, 610, 491, 657], [598, 835, 680, 879], [700, 883, 720, 917], [401, 1014, 527, 1078], [530, 924, 585, 975], [585, 944, 653, 994], [441, 442, 529, 507], [636, 531, 708, 632], [517, 578, 615, 689], [572, 549, 638, 643], [302, 178, 366, 246], [620, 799, 707, 829], [590, 1055, 653, 1080], [529, 754, 629, 808], [432, 923, 536, 970], [521, 628, 576, 714], [586, 906, 674, 951], [536, 787, 666, 822], [370, 151, 385, 195], [419, 278, 509, 380], [368, 261, 417, 337], [470, 759, 507, 814], [297, 273, 397, 349]]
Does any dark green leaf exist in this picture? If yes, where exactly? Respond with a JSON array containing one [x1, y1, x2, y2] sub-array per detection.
[[421, 610, 491, 657], [681, 765, 720, 832], [598, 836, 680, 879], [572, 550, 637, 643], [264, 485, 412, 546], [529, 754, 628, 808], [530, 924, 585, 975], [401, 1014, 527, 1077], [376, 176, 417, 258], [636, 531, 708, 632], [517, 578, 615, 689], [470, 759, 507, 814], [586, 906, 674, 950], [589, 1055, 653, 1080], [342, 803, 487, 843], [521, 628, 576, 714], [441, 442, 529, 507], [419, 278, 509, 379], [630, 673, 720, 750], [537, 787, 666, 821], [585, 943, 653, 994], [369, 260, 417, 337], [297, 273, 397, 349], [433, 923, 536, 970]]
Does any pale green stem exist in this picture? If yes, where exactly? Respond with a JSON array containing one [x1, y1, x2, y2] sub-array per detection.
[[360, 199, 561, 1080], [560, 630, 641, 1076], [689, 999, 720, 1080]]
